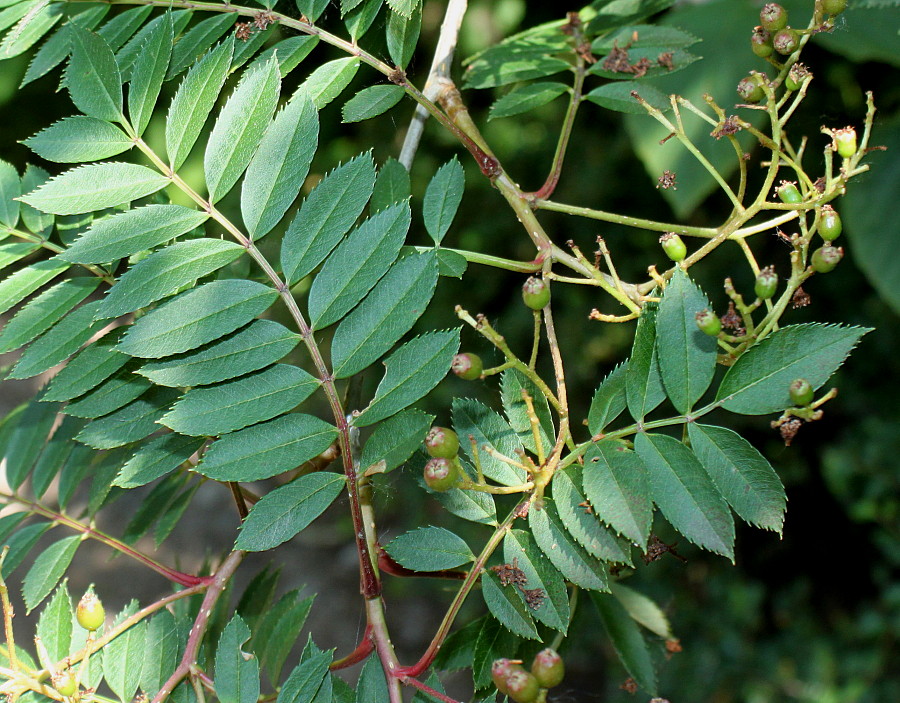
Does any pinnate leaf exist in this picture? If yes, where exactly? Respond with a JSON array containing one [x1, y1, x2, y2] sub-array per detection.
[[102, 601, 147, 702], [236, 472, 345, 551], [167, 13, 235, 79], [452, 397, 526, 487], [386, 6, 420, 69], [716, 324, 871, 414], [0, 159, 20, 227], [422, 157, 464, 245], [504, 529, 570, 632], [37, 582, 73, 663], [359, 408, 432, 474], [0, 258, 70, 316], [22, 535, 80, 613], [215, 616, 259, 703], [342, 84, 404, 123], [23, 116, 132, 163], [480, 570, 538, 640], [117, 279, 278, 358], [301, 56, 359, 108], [42, 329, 128, 401], [625, 301, 665, 420], [371, 158, 410, 213], [529, 502, 609, 592], [591, 591, 658, 695], [76, 386, 180, 449], [588, 362, 627, 434], [385, 527, 474, 571], [115, 432, 205, 488], [128, 12, 173, 136], [501, 368, 554, 456], [66, 25, 123, 121], [489, 81, 568, 120]]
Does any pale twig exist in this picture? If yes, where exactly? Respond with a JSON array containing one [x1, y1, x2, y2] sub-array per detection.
[[399, 0, 468, 168]]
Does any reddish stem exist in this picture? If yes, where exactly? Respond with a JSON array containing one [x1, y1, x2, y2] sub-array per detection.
[[329, 624, 375, 670], [399, 676, 463, 703]]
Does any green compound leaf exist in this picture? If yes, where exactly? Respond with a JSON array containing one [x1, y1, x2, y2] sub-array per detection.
[[529, 502, 609, 592], [635, 432, 734, 559], [301, 56, 359, 109], [452, 397, 526, 487], [250, 35, 319, 78], [385, 526, 474, 572], [386, 0, 419, 19], [504, 529, 570, 633], [63, 365, 152, 419], [463, 54, 570, 90], [609, 582, 673, 640], [688, 423, 786, 533], [309, 201, 410, 330], [422, 157, 464, 246], [371, 158, 410, 213], [258, 595, 314, 685], [281, 151, 375, 285], [429, 465, 497, 525], [0, 257, 70, 316], [127, 11, 173, 136], [0, 160, 21, 228], [342, 84, 404, 123], [117, 279, 278, 358], [2, 398, 59, 490], [166, 36, 234, 170], [42, 329, 128, 401], [1, 1, 63, 60], [101, 5, 155, 54], [386, 6, 420, 69], [501, 368, 554, 456], [19, 163, 170, 216], [21, 6, 110, 85], [8, 300, 107, 380], [140, 610, 178, 698], [167, 13, 235, 79], [236, 472, 345, 551], [583, 441, 652, 551], [625, 301, 665, 420], [489, 81, 568, 120], [0, 242, 38, 273], [715, 324, 871, 415], [472, 616, 518, 689], [656, 268, 717, 413], [205, 56, 280, 203], [359, 408, 433, 474], [22, 535, 80, 613], [114, 432, 205, 488], [275, 644, 331, 703], [31, 415, 84, 499], [242, 88, 318, 240], [76, 386, 180, 449], [215, 616, 259, 703], [480, 570, 539, 640], [0, 277, 99, 354], [552, 466, 634, 565], [96, 238, 243, 318], [197, 413, 337, 482], [62, 205, 209, 265], [355, 329, 459, 427], [23, 116, 133, 163], [331, 251, 438, 379], [102, 601, 147, 703], [65, 25, 123, 122], [591, 591, 658, 696], [137, 320, 298, 388], [160, 363, 319, 437], [2, 521, 52, 578], [19, 164, 54, 234], [588, 362, 627, 434], [355, 655, 388, 703], [585, 81, 670, 115], [37, 582, 73, 663]]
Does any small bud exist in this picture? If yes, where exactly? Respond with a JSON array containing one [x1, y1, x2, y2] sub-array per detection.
[[811, 245, 843, 273], [789, 378, 814, 406], [760, 3, 788, 31], [423, 457, 458, 492], [505, 669, 540, 703], [772, 27, 799, 55], [817, 204, 842, 241], [425, 426, 459, 459], [832, 126, 857, 159], [451, 352, 483, 380], [819, 0, 847, 16], [531, 648, 565, 689], [785, 62, 811, 91], [521, 276, 551, 310], [776, 180, 803, 204], [660, 233, 687, 262], [737, 74, 765, 103], [695, 309, 722, 337], [76, 588, 105, 632], [750, 26, 774, 58], [754, 266, 778, 300]]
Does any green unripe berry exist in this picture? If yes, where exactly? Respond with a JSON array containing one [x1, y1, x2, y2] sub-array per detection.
[[737, 75, 765, 103], [505, 669, 540, 703], [785, 63, 811, 91], [531, 648, 565, 689], [811, 245, 843, 273], [754, 266, 778, 300], [76, 589, 105, 632], [760, 3, 788, 32], [776, 180, 803, 204], [52, 670, 77, 698], [695, 309, 722, 337], [451, 352, 482, 381], [789, 378, 814, 406], [660, 233, 687, 262], [425, 426, 459, 459], [773, 27, 800, 55], [521, 276, 550, 310], [750, 27, 774, 58], [491, 659, 520, 695], [819, 0, 847, 16], [423, 457, 458, 492], [832, 127, 857, 158], [817, 205, 842, 241]]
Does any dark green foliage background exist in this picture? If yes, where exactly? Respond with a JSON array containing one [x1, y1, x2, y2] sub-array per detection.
[[1, 0, 897, 700]]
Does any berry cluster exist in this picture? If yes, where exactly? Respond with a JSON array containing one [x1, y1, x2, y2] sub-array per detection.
[[423, 427, 462, 491], [491, 648, 565, 703]]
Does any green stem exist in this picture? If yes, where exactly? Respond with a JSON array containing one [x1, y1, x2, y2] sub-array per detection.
[[409, 246, 540, 273]]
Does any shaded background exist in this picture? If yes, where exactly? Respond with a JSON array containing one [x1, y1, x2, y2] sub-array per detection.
[[1, 0, 898, 700]]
